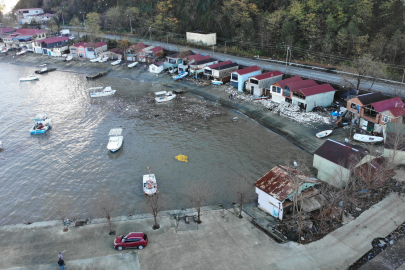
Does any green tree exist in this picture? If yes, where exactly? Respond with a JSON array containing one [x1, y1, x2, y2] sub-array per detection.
[[117, 39, 130, 63], [152, 0, 179, 31], [70, 16, 82, 39], [105, 6, 122, 30], [85, 12, 101, 42], [124, 7, 139, 34]]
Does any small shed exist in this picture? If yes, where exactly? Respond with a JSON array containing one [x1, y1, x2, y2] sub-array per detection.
[[204, 61, 238, 82], [292, 84, 336, 112], [186, 31, 216, 46], [246, 71, 283, 96], [270, 76, 303, 103], [149, 61, 164, 74], [189, 57, 218, 77], [254, 166, 320, 220], [99, 48, 123, 60], [231, 66, 262, 92]]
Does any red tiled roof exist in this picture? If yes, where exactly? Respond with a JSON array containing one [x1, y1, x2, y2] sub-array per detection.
[[285, 79, 318, 91], [93, 42, 107, 48], [16, 28, 46, 36], [389, 107, 405, 117], [274, 76, 302, 88], [295, 84, 335, 96], [206, 60, 233, 69], [72, 41, 106, 48], [149, 46, 163, 53], [233, 65, 261, 75], [250, 71, 283, 80], [0, 27, 15, 34], [372, 97, 405, 113], [40, 36, 69, 44]]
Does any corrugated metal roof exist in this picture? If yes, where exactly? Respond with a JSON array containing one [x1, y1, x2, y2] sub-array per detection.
[[206, 60, 233, 69], [295, 84, 335, 96], [0, 27, 14, 34], [286, 79, 318, 91], [189, 54, 211, 62], [40, 36, 69, 44], [249, 71, 283, 80], [372, 97, 404, 113], [389, 107, 405, 117], [233, 65, 261, 75], [212, 62, 238, 70], [190, 58, 217, 65], [16, 28, 45, 35], [274, 76, 302, 88], [356, 92, 388, 105], [168, 50, 194, 58], [253, 166, 316, 201], [314, 139, 368, 169], [149, 46, 163, 53]]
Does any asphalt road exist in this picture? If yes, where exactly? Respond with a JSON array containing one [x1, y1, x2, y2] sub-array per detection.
[[72, 31, 405, 95]]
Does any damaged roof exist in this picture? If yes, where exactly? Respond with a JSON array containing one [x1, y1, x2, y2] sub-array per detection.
[[273, 76, 302, 89], [254, 166, 319, 201], [356, 92, 389, 105]]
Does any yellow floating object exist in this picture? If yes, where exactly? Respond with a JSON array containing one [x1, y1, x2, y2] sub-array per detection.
[[175, 154, 188, 163]]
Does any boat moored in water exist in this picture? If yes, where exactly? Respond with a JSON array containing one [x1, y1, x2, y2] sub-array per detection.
[[107, 128, 123, 153], [143, 168, 157, 195], [30, 114, 51, 134], [353, 133, 384, 143], [155, 91, 176, 103], [89, 86, 116, 97]]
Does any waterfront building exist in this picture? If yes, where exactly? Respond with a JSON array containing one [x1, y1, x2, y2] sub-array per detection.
[[245, 71, 283, 96], [138, 46, 164, 63], [230, 65, 262, 92], [189, 57, 218, 77], [98, 48, 123, 60], [281, 79, 318, 102], [291, 84, 336, 112], [383, 122, 405, 165], [33, 36, 69, 55], [204, 61, 239, 83], [178, 54, 208, 73], [3, 28, 46, 49], [14, 8, 56, 25], [0, 27, 15, 42], [269, 76, 303, 103], [164, 50, 195, 73], [149, 61, 165, 73], [69, 42, 107, 58], [127, 43, 146, 61]]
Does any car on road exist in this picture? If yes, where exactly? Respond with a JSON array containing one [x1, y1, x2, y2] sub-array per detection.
[[69, 35, 75, 40], [114, 232, 148, 250]]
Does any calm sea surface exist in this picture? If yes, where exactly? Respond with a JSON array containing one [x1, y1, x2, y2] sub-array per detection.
[[0, 62, 310, 225]]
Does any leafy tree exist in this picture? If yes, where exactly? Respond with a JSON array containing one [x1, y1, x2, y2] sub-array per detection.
[[85, 12, 101, 42], [105, 6, 122, 30], [117, 39, 130, 63], [151, 0, 179, 31], [124, 7, 139, 34], [70, 16, 82, 38]]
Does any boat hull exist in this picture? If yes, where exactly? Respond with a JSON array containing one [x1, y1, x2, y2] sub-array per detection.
[[353, 134, 383, 143], [30, 125, 50, 134], [20, 77, 39, 81], [173, 72, 188, 80], [155, 95, 176, 103], [212, 80, 223, 85], [143, 174, 157, 195], [316, 130, 333, 139], [107, 136, 123, 152]]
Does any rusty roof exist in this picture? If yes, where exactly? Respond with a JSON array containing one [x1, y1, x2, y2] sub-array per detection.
[[253, 166, 316, 201]]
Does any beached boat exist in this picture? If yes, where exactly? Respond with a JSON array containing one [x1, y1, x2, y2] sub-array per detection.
[[66, 55, 73, 61], [35, 67, 57, 74], [143, 169, 157, 195], [172, 72, 188, 80], [212, 79, 223, 85], [90, 57, 101, 63], [20, 75, 39, 81], [30, 114, 51, 134], [353, 134, 384, 143], [111, 59, 122, 66], [99, 57, 109, 63], [316, 130, 333, 138], [128, 62, 138, 68], [107, 128, 123, 153], [155, 91, 176, 103], [16, 50, 26, 56], [1, 47, 8, 53], [89, 86, 116, 97]]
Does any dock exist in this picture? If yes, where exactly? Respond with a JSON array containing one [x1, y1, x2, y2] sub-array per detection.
[[86, 70, 110, 80], [34, 68, 57, 74]]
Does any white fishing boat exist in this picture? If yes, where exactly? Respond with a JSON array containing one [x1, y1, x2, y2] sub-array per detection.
[[90, 57, 101, 63], [99, 57, 109, 63], [111, 59, 122, 66], [0, 141, 3, 150], [143, 168, 157, 195], [16, 50, 26, 56], [128, 62, 138, 68], [1, 47, 8, 53], [172, 72, 188, 80], [89, 86, 116, 97], [30, 114, 51, 134], [212, 79, 223, 85], [66, 55, 73, 61], [20, 75, 39, 82], [316, 130, 333, 139], [155, 91, 176, 103], [353, 134, 384, 143], [107, 128, 123, 153]]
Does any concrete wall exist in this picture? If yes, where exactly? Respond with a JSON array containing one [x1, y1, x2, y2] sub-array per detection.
[[256, 188, 284, 220], [313, 154, 351, 187], [186, 32, 216, 46]]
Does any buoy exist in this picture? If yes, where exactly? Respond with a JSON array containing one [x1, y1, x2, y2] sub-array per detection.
[[175, 154, 188, 163]]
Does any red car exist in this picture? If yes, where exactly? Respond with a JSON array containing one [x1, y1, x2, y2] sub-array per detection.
[[114, 232, 148, 250]]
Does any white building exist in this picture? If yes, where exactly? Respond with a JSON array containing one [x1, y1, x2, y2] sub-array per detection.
[[186, 31, 216, 46], [3, 28, 46, 49], [291, 84, 336, 112], [245, 71, 283, 96], [269, 76, 303, 103], [149, 61, 164, 73], [14, 8, 44, 23]]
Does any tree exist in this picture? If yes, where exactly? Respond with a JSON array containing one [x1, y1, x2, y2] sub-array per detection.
[[94, 192, 118, 234], [185, 182, 212, 223], [151, 0, 179, 31], [105, 6, 122, 31], [124, 7, 139, 34], [117, 39, 130, 63], [45, 193, 76, 231], [142, 193, 167, 230], [229, 177, 256, 218], [46, 17, 59, 35], [70, 16, 82, 39], [85, 12, 101, 42]]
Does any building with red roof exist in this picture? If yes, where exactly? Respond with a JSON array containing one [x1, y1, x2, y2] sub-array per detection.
[[0, 27, 15, 42], [203, 61, 239, 82], [246, 71, 283, 96], [69, 41, 107, 59], [270, 76, 303, 103], [138, 45, 164, 63], [3, 28, 46, 49], [33, 36, 69, 55], [231, 66, 262, 92], [292, 84, 336, 112]]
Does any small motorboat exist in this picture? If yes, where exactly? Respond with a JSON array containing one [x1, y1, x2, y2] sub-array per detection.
[[172, 72, 188, 80], [99, 57, 108, 63], [232, 117, 238, 121], [212, 79, 223, 85], [30, 114, 51, 134], [66, 55, 73, 61], [128, 62, 138, 68], [16, 50, 26, 56], [90, 57, 101, 63], [155, 91, 176, 103], [89, 86, 116, 97], [316, 130, 333, 139], [353, 134, 384, 143], [107, 128, 123, 153], [1, 47, 8, 53], [143, 168, 157, 195], [111, 59, 122, 66], [20, 75, 39, 82]]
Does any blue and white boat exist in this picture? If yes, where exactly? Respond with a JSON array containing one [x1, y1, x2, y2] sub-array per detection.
[[30, 114, 51, 134], [172, 71, 188, 80], [212, 79, 223, 85]]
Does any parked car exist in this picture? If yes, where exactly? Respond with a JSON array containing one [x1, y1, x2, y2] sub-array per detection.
[[114, 232, 148, 250], [69, 35, 75, 40]]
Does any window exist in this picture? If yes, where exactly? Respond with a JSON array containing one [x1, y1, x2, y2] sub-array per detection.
[[277, 87, 281, 93], [382, 115, 391, 123], [205, 69, 212, 75], [250, 79, 259, 85], [231, 73, 238, 81], [283, 88, 291, 97]]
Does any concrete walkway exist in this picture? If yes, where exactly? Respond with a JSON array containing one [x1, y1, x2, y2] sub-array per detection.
[[1, 193, 404, 270]]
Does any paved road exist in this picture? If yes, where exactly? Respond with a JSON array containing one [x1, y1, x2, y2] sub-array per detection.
[[72, 31, 405, 95]]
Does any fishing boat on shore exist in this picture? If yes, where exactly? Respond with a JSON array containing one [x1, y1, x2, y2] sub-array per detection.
[[66, 55, 73, 61], [90, 57, 101, 63], [19, 75, 39, 81], [128, 62, 138, 68], [89, 86, 116, 97], [155, 91, 176, 103], [353, 133, 384, 143], [0, 141, 3, 150], [30, 114, 51, 134], [16, 50, 26, 56], [86, 70, 110, 79], [143, 167, 157, 195], [316, 130, 333, 139], [107, 128, 123, 153], [212, 79, 223, 85], [172, 72, 188, 80], [35, 66, 57, 74], [99, 57, 108, 63], [1, 47, 8, 53], [111, 59, 122, 66]]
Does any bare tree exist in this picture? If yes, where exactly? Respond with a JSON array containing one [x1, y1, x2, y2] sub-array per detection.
[[185, 182, 212, 223], [230, 177, 256, 218], [94, 192, 118, 234], [45, 193, 76, 231], [384, 121, 405, 169], [142, 192, 167, 230]]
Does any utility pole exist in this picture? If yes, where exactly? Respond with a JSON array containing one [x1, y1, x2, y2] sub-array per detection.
[[167, 33, 168, 44], [61, 6, 65, 27], [225, 41, 226, 54], [285, 46, 289, 73], [212, 37, 214, 57], [149, 27, 152, 44]]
